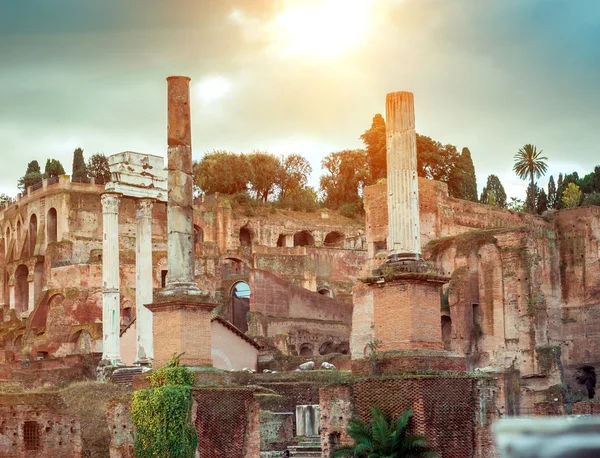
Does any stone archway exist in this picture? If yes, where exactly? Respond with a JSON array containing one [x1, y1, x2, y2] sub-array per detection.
[[14, 264, 29, 314], [294, 230, 314, 247], [29, 214, 38, 256], [230, 281, 251, 332], [47, 208, 57, 244]]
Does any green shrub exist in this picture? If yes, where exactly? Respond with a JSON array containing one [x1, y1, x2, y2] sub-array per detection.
[[339, 203, 362, 219], [149, 366, 195, 388]]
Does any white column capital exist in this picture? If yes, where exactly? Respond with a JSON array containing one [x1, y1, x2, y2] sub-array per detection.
[[101, 193, 121, 214], [135, 198, 155, 220]]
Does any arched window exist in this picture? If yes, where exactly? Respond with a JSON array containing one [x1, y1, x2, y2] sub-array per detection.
[[324, 231, 344, 247], [5, 226, 10, 257], [47, 208, 57, 243], [442, 316, 452, 351], [16, 220, 21, 250], [14, 264, 29, 314], [29, 214, 37, 256], [34, 262, 43, 305], [318, 288, 332, 298], [293, 230, 314, 247], [4, 271, 9, 307], [193, 225, 204, 252], [276, 234, 286, 247], [230, 281, 251, 332], [299, 343, 313, 356], [239, 227, 253, 247]]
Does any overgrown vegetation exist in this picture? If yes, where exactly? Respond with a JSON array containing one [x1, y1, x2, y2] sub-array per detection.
[[131, 354, 197, 458], [332, 407, 438, 457]]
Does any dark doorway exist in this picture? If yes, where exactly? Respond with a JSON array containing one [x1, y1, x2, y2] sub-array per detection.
[[231, 281, 251, 332]]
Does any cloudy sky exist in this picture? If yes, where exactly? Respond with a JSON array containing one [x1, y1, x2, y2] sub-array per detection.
[[1, 0, 599, 200]]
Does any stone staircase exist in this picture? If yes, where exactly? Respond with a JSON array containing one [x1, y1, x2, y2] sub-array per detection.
[[288, 436, 322, 457]]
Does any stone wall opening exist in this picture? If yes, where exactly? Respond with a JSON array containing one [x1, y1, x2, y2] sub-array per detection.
[[23, 421, 40, 451], [14, 264, 29, 314], [442, 316, 452, 351], [239, 226, 253, 247], [328, 432, 341, 456], [29, 214, 37, 256], [277, 234, 286, 247], [34, 262, 43, 305], [16, 219, 22, 251], [294, 230, 314, 247], [318, 288, 333, 298], [194, 224, 204, 252], [299, 343, 313, 356], [231, 281, 251, 332], [47, 208, 58, 243], [4, 270, 9, 307], [324, 231, 344, 247], [576, 365, 597, 399], [161, 270, 168, 288], [5, 225, 10, 256]]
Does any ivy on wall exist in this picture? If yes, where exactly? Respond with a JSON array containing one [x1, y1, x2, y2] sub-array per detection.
[[131, 355, 197, 457]]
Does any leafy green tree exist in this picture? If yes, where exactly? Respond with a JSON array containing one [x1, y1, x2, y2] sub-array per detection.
[[582, 192, 600, 207], [592, 166, 600, 193], [562, 182, 582, 209], [448, 147, 478, 201], [319, 149, 369, 210], [547, 175, 556, 209], [555, 174, 564, 209], [361, 113, 387, 182], [276, 154, 312, 201], [525, 183, 538, 214], [44, 159, 66, 179], [193, 151, 253, 195], [71, 147, 88, 181], [578, 172, 594, 194], [537, 189, 548, 214], [18, 160, 43, 191], [507, 197, 525, 212], [480, 175, 507, 208], [87, 153, 111, 184], [0, 194, 14, 206], [246, 151, 282, 202], [279, 186, 319, 212], [513, 144, 548, 190], [332, 407, 437, 458], [416, 134, 458, 182], [556, 172, 579, 209]]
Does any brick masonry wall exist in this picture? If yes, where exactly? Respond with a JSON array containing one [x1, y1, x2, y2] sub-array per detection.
[[373, 280, 443, 351], [0, 394, 82, 458], [193, 388, 260, 458], [152, 306, 212, 368], [353, 377, 476, 458], [106, 400, 134, 458], [319, 385, 355, 457]]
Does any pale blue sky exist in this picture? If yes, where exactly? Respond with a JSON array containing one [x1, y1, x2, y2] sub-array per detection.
[[1, 0, 599, 200]]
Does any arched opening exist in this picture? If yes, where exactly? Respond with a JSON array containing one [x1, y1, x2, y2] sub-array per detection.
[[14, 264, 29, 314], [14, 334, 23, 353], [239, 226, 253, 247], [293, 230, 314, 247], [324, 231, 344, 247], [231, 281, 251, 332], [318, 288, 332, 298], [5, 226, 10, 256], [47, 208, 57, 243], [34, 262, 43, 305], [329, 432, 341, 455], [70, 330, 92, 354], [441, 316, 452, 351], [121, 305, 133, 328], [193, 225, 204, 252], [4, 271, 9, 307], [276, 234, 286, 247], [29, 214, 37, 256], [16, 220, 22, 251], [319, 340, 337, 355], [299, 343, 313, 356]]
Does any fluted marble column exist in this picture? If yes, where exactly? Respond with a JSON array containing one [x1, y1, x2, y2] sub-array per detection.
[[386, 91, 421, 259], [101, 192, 123, 365], [135, 198, 154, 364], [164, 76, 200, 294]]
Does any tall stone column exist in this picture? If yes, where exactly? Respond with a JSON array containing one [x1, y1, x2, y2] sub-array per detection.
[[147, 76, 216, 369], [101, 193, 123, 366], [164, 76, 199, 295], [135, 198, 154, 364], [386, 91, 421, 260]]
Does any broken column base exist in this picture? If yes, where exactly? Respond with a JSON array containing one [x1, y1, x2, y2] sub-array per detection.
[[351, 349, 467, 376], [146, 291, 216, 368]]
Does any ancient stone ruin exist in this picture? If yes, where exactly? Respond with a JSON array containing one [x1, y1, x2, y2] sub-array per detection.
[[1, 79, 599, 457]]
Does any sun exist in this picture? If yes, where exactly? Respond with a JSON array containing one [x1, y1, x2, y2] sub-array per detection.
[[269, 0, 373, 59]]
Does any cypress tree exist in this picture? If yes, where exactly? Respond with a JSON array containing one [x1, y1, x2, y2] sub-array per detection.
[[44, 159, 65, 178], [459, 147, 478, 202], [72, 147, 88, 181], [547, 175, 556, 209], [525, 183, 538, 214], [537, 189, 548, 214], [555, 174, 564, 209], [18, 160, 43, 190]]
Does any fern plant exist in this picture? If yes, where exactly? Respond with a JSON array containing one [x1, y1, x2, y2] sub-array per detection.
[[332, 407, 438, 458]]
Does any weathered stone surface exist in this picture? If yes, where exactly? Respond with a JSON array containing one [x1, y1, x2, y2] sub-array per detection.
[[299, 361, 315, 370]]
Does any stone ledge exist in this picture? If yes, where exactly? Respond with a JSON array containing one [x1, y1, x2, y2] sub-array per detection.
[[361, 258, 449, 284], [351, 349, 466, 375]]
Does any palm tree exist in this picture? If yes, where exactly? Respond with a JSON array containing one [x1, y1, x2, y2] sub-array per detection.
[[332, 407, 438, 458], [513, 144, 548, 189]]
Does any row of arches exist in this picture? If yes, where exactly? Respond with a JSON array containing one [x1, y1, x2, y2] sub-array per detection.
[[4, 208, 58, 258]]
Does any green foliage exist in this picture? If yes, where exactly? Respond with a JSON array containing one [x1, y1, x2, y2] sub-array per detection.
[[513, 144, 548, 189], [507, 197, 525, 212], [279, 186, 319, 212], [480, 175, 507, 208], [339, 202, 363, 219], [276, 154, 312, 201], [361, 113, 387, 182], [72, 147, 88, 181], [582, 192, 600, 207], [87, 153, 111, 184], [44, 159, 66, 178], [0, 194, 14, 206], [525, 183, 538, 214], [547, 175, 556, 209], [320, 149, 369, 210], [536, 188, 548, 214], [194, 150, 253, 195], [18, 160, 43, 191], [247, 151, 282, 202], [332, 407, 438, 458], [448, 147, 478, 202], [131, 354, 197, 458], [562, 182, 582, 209]]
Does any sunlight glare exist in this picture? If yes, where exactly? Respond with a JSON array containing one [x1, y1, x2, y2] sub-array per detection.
[[270, 0, 373, 58], [196, 76, 232, 105]]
